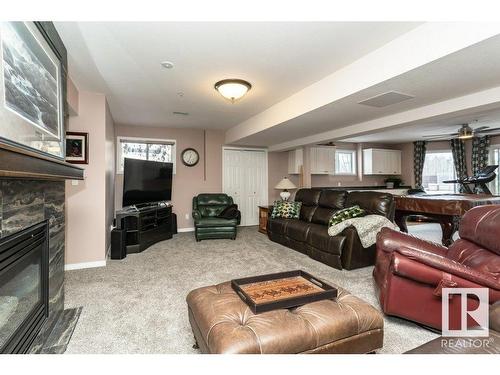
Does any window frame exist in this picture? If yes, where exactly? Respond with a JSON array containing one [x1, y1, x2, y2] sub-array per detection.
[[422, 149, 456, 194], [116, 136, 176, 174], [334, 149, 357, 176]]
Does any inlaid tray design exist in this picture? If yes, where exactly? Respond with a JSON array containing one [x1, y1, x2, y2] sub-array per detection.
[[231, 270, 337, 314]]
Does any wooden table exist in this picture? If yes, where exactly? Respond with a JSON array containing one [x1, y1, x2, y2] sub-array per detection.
[[395, 194, 500, 246], [258, 206, 273, 234]]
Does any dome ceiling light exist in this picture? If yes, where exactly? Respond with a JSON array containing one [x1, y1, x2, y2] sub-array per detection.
[[214, 79, 252, 103]]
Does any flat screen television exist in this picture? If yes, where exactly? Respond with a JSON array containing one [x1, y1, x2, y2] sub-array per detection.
[[122, 158, 173, 207]]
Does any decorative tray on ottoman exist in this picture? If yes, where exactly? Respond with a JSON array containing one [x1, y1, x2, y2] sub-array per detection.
[[231, 270, 338, 314]]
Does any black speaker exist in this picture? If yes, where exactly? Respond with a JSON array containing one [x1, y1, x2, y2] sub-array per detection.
[[111, 228, 127, 260], [171, 213, 178, 234]]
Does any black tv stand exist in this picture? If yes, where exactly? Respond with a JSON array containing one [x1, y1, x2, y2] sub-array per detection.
[[115, 203, 174, 254]]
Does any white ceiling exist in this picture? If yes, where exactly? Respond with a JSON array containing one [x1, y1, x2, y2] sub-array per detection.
[[54, 22, 420, 129], [234, 34, 500, 146], [342, 107, 500, 144]]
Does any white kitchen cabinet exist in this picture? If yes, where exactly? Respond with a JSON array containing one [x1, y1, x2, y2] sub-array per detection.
[[288, 149, 303, 174], [363, 148, 402, 175], [310, 146, 335, 175]]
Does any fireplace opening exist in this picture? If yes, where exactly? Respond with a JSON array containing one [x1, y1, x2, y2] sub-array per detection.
[[0, 221, 49, 354]]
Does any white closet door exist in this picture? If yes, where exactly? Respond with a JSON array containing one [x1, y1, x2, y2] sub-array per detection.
[[242, 150, 267, 226], [223, 149, 267, 226], [223, 149, 243, 209]]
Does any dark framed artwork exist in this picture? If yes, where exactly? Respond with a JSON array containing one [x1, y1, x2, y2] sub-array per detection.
[[0, 21, 66, 159], [65, 132, 88, 164]]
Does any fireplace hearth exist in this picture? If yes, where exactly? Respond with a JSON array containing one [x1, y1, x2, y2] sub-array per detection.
[[0, 221, 49, 353]]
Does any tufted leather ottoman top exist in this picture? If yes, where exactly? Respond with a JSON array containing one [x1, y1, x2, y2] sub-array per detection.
[[186, 281, 384, 354]]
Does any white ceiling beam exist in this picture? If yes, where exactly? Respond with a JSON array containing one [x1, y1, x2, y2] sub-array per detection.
[[268, 86, 500, 151], [226, 22, 500, 144]]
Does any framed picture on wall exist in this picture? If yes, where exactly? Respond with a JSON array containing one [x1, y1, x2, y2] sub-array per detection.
[[65, 132, 88, 164], [0, 21, 66, 159]]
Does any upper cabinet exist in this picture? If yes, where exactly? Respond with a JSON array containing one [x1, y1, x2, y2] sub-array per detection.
[[363, 148, 401, 175], [288, 148, 303, 174], [310, 146, 335, 175]]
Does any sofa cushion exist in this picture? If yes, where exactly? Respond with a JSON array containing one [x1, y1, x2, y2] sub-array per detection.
[[447, 239, 500, 281], [268, 217, 290, 234], [311, 207, 338, 225], [307, 223, 345, 256], [458, 205, 500, 256], [311, 190, 348, 225], [285, 220, 311, 242], [319, 190, 347, 209], [345, 191, 393, 219], [195, 217, 238, 227], [295, 189, 321, 222]]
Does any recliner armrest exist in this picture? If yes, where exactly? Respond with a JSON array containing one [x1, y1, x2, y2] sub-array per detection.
[[377, 227, 448, 257], [192, 209, 202, 221], [391, 247, 500, 291]]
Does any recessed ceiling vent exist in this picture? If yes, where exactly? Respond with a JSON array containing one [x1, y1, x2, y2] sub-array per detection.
[[173, 111, 189, 116], [358, 91, 414, 108]]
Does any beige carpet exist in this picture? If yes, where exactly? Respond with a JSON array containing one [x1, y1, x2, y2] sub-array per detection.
[[64, 224, 443, 354]]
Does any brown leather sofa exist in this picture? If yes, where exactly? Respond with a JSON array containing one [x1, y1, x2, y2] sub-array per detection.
[[374, 205, 500, 331], [267, 188, 395, 270]]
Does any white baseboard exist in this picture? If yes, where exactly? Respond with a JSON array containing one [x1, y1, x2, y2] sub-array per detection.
[[65, 260, 106, 271], [178, 227, 195, 233]]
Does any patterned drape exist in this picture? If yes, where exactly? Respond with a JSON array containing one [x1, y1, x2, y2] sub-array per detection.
[[472, 135, 490, 193], [413, 141, 427, 188], [451, 139, 468, 193]]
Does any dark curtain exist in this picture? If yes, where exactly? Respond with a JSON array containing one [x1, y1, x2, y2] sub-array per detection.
[[413, 141, 427, 188], [451, 139, 468, 192], [472, 135, 490, 193]]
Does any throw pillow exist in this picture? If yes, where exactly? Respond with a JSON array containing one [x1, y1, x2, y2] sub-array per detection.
[[328, 205, 366, 226], [271, 201, 302, 219], [217, 204, 239, 219]]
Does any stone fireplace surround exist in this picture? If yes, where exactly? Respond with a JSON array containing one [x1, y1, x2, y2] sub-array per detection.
[[0, 180, 65, 352]]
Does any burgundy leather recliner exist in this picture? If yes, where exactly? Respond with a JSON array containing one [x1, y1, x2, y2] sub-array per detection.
[[373, 205, 500, 330]]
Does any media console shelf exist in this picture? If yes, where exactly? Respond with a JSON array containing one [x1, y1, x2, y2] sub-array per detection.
[[115, 204, 173, 255]]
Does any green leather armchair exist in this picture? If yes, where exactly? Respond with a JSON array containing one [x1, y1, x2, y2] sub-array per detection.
[[192, 193, 241, 241]]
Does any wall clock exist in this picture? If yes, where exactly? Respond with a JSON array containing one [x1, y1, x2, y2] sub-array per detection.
[[181, 148, 200, 167]]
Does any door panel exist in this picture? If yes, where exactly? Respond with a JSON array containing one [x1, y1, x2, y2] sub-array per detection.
[[223, 149, 267, 226]]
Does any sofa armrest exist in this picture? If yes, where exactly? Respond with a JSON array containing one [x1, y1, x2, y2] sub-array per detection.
[[391, 248, 500, 291], [377, 227, 448, 257], [192, 209, 202, 221]]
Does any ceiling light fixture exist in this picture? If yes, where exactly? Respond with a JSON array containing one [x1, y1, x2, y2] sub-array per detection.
[[214, 79, 251, 103], [161, 61, 174, 69]]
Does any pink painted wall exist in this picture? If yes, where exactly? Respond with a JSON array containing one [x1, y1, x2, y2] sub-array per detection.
[[114, 125, 225, 229], [105, 102, 116, 254], [268, 151, 300, 203], [66, 91, 115, 265], [67, 77, 79, 116]]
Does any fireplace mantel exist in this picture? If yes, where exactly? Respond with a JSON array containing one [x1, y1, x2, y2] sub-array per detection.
[[0, 142, 84, 181]]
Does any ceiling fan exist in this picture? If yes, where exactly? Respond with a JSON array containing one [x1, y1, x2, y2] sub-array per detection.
[[424, 123, 500, 140], [317, 141, 336, 146]]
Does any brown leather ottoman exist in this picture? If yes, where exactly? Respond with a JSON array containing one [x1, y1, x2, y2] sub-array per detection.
[[186, 281, 384, 354]]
